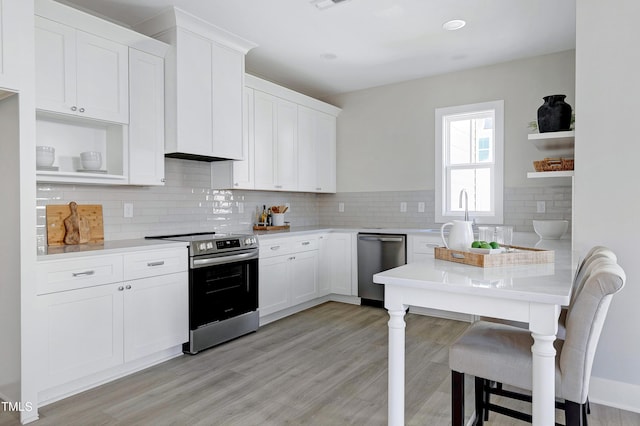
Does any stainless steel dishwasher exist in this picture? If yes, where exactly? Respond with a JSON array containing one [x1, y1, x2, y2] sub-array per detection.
[[357, 233, 406, 306]]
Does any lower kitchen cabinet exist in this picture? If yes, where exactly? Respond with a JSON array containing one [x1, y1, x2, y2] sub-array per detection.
[[319, 233, 353, 296], [258, 235, 319, 317], [36, 245, 188, 401], [37, 282, 125, 391], [407, 234, 442, 263]]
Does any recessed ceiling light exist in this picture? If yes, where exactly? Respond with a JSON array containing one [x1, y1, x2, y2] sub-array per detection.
[[443, 19, 466, 31]]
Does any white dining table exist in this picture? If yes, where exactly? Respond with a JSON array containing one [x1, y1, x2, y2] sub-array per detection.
[[373, 251, 574, 426]]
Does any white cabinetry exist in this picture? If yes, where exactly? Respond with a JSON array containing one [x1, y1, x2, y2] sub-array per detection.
[[211, 74, 341, 193], [35, 16, 129, 124], [319, 233, 354, 296], [527, 131, 575, 178], [36, 246, 188, 401], [135, 7, 255, 161], [298, 106, 337, 193], [258, 236, 319, 317], [0, 0, 23, 91], [34, 0, 169, 186], [407, 234, 442, 263], [128, 48, 165, 185], [254, 90, 298, 190]]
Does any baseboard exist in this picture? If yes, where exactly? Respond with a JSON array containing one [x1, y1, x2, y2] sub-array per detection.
[[589, 376, 640, 413]]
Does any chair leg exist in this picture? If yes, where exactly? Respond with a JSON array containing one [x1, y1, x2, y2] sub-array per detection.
[[484, 381, 492, 421], [474, 377, 485, 425], [452, 370, 465, 426], [565, 400, 584, 426]]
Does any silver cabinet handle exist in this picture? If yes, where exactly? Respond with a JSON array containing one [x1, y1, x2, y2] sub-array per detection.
[[270, 246, 280, 250], [125, 284, 132, 290], [161, 178, 166, 183], [79, 107, 85, 113], [118, 286, 124, 291], [275, 185, 283, 189], [71, 106, 77, 111], [289, 256, 296, 261], [358, 236, 404, 242], [72, 270, 95, 277], [147, 261, 165, 267], [425, 243, 440, 248], [316, 187, 322, 191], [301, 241, 310, 246]]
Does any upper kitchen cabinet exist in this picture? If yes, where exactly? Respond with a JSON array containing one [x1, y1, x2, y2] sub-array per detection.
[[0, 0, 24, 91], [211, 74, 341, 193], [35, 17, 129, 124], [134, 7, 256, 161], [298, 106, 337, 193], [34, 0, 169, 186]]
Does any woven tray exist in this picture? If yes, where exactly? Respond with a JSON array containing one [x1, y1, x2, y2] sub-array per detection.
[[533, 157, 574, 172], [434, 245, 554, 267]]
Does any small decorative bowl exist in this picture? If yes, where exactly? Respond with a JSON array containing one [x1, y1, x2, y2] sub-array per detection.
[[533, 220, 568, 240], [36, 146, 55, 167], [80, 151, 102, 170]]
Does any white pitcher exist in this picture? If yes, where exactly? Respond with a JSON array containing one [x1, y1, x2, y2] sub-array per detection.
[[441, 220, 474, 251]]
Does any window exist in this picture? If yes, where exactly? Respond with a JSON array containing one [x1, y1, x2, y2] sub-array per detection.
[[435, 100, 504, 224]]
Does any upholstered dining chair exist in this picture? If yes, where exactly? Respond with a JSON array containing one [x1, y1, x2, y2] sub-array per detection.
[[449, 256, 626, 426]]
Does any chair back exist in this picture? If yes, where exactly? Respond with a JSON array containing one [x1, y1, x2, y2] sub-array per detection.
[[560, 258, 626, 403], [571, 246, 617, 305]]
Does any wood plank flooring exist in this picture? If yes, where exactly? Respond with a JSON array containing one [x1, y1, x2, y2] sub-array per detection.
[[2, 302, 639, 425]]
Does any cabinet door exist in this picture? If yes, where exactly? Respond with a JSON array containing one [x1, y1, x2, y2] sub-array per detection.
[[211, 42, 244, 160], [123, 272, 188, 362], [290, 250, 318, 305], [37, 284, 124, 390], [232, 87, 255, 187], [297, 105, 318, 192], [35, 17, 77, 114], [75, 30, 129, 123], [320, 233, 353, 296], [258, 255, 291, 317], [253, 90, 277, 189], [275, 99, 298, 190], [315, 111, 336, 193], [128, 48, 165, 185], [174, 28, 213, 157]]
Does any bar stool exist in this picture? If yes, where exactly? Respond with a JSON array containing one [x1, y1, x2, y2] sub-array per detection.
[[449, 256, 626, 425]]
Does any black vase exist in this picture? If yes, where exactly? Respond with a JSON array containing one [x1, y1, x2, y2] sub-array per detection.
[[537, 95, 572, 133]]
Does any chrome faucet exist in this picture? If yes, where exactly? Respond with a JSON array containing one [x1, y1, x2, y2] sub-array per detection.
[[459, 189, 469, 222]]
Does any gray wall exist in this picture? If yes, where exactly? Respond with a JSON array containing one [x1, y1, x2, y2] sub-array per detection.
[[325, 50, 576, 193], [574, 0, 640, 399]]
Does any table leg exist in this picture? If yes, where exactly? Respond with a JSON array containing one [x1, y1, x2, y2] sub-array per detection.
[[530, 332, 557, 426], [388, 308, 406, 426]]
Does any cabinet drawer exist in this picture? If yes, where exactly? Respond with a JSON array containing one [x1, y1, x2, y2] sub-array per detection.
[[291, 236, 319, 252], [259, 239, 292, 258], [37, 255, 123, 295], [412, 236, 442, 255], [124, 248, 188, 281]]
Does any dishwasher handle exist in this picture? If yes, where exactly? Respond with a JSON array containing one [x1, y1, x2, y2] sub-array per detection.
[[358, 235, 404, 243]]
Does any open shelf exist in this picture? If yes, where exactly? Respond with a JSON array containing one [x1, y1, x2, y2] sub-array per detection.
[[528, 130, 574, 155], [527, 171, 574, 178]]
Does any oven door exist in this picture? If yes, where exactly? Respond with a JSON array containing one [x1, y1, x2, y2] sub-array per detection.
[[189, 250, 258, 330]]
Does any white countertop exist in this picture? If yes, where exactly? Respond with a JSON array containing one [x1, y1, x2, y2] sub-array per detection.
[[37, 239, 188, 261]]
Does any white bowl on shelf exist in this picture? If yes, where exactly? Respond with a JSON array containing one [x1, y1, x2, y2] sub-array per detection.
[[36, 146, 55, 167], [533, 220, 568, 240], [80, 151, 102, 170]]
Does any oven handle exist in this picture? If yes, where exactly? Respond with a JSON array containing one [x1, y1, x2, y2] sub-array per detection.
[[191, 251, 259, 268]]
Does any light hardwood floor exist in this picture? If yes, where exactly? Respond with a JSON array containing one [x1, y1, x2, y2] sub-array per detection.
[[2, 302, 639, 425]]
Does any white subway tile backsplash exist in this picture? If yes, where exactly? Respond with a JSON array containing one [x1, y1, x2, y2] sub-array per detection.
[[36, 158, 572, 251]]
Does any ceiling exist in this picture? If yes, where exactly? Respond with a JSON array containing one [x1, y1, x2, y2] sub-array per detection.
[[58, 0, 576, 99]]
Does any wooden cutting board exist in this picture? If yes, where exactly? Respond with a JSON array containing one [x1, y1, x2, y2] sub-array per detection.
[[46, 203, 104, 246]]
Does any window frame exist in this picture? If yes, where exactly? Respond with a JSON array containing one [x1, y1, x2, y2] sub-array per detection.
[[435, 100, 504, 224]]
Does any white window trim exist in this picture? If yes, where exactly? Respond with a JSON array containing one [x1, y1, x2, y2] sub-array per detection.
[[435, 100, 504, 224]]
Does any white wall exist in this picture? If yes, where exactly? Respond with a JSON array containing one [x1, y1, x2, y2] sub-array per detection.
[[325, 50, 576, 193], [575, 0, 640, 411]]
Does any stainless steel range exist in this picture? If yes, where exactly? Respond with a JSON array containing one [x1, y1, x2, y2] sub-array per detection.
[[146, 232, 259, 354]]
